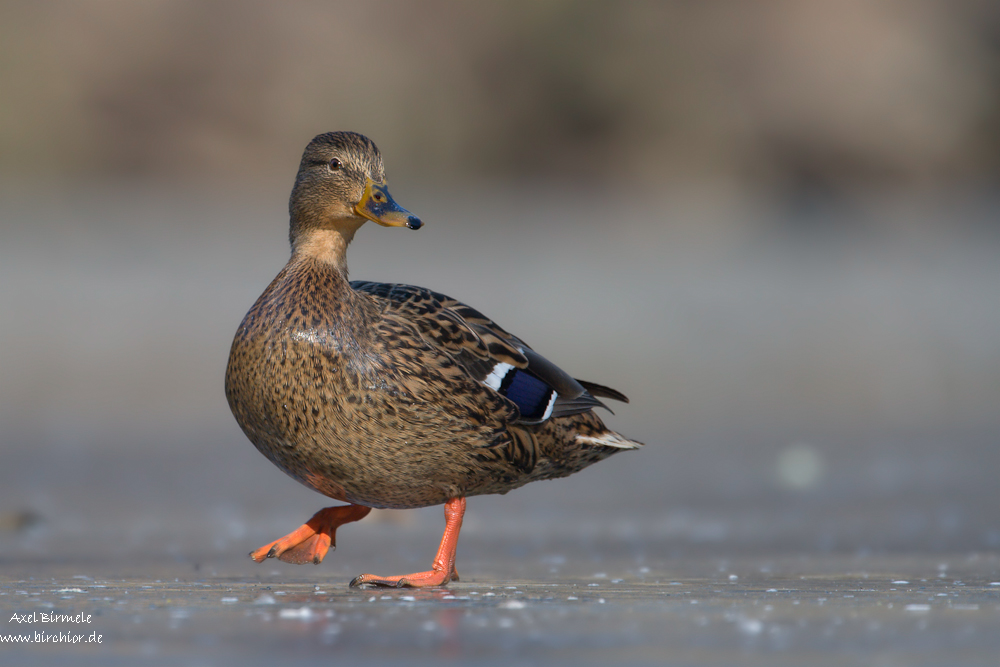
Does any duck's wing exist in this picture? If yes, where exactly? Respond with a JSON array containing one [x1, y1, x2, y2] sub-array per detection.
[[351, 282, 625, 425]]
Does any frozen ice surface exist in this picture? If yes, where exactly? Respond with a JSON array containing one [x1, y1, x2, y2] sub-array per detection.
[[2, 549, 1000, 666]]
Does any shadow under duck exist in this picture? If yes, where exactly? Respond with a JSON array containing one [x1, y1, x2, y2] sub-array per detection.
[[225, 131, 642, 587]]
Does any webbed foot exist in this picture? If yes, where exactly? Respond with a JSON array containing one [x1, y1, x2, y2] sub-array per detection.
[[250, 504, 371, 565]]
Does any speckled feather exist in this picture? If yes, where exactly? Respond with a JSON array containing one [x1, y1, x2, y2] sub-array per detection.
[[225, 131, 641, 512]]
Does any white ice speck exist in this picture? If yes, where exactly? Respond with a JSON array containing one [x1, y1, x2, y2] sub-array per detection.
[[776, 443, 824, 489], [279, 607, 313, 619], [892, 581, 909, 585], [499, 600, 526, 609], [221, 597, 239, 604], [905, 604, 931, 612], [738, 618, 763, 636], [729, 574, 738, 581], [55, 588, 85, 593], [255, 595, 276, 605]]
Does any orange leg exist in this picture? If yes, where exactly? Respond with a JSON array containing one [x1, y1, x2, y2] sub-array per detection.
[[250, 504, 371, 565], [350, 497, 465, 588]]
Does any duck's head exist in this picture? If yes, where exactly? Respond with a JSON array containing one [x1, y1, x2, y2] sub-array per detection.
[[288, 132, 422, 257]]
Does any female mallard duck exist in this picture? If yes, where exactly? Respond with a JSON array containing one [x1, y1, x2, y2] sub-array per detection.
[[225, 131, 641, 587]]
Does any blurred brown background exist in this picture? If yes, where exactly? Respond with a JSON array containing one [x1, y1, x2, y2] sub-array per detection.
[[5, 1, 1000, 192], [1, 1, 999, 561]]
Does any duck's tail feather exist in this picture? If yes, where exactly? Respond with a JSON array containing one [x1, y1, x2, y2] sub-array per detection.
[[574, 430, 643, 450], [577, 380, 629, 404]]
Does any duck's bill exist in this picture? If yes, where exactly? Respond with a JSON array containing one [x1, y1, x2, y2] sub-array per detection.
[[354, 178, 423, 230]]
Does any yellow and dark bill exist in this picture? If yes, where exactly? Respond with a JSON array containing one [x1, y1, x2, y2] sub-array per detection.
[[354, 177, 423, 230]]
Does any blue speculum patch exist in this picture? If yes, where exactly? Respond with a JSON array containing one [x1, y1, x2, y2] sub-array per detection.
[[501, 369, 552, 420]]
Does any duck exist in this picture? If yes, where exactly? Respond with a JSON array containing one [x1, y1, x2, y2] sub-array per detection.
[[225, 131, 642, 587]]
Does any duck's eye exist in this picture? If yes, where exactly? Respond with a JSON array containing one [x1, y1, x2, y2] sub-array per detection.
[[328, 158, 343, 171]]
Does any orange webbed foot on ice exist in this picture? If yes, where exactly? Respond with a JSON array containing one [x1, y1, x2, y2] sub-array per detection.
[[250, 504, 371, 565], [349, 567, 457, 588], [349, 497, 465, 588]]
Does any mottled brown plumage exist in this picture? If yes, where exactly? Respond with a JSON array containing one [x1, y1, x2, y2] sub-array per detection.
[[225, 131, 641, 587]]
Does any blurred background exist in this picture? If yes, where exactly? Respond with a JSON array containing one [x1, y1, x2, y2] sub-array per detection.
[[1, 1, 999, 564]]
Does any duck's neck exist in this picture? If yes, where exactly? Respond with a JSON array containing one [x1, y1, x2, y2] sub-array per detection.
[[291, 226, 360, 277]]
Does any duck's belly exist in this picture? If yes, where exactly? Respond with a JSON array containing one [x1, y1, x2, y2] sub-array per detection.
[[263, 420, 493, 510], [225, 336, 506, 509]]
